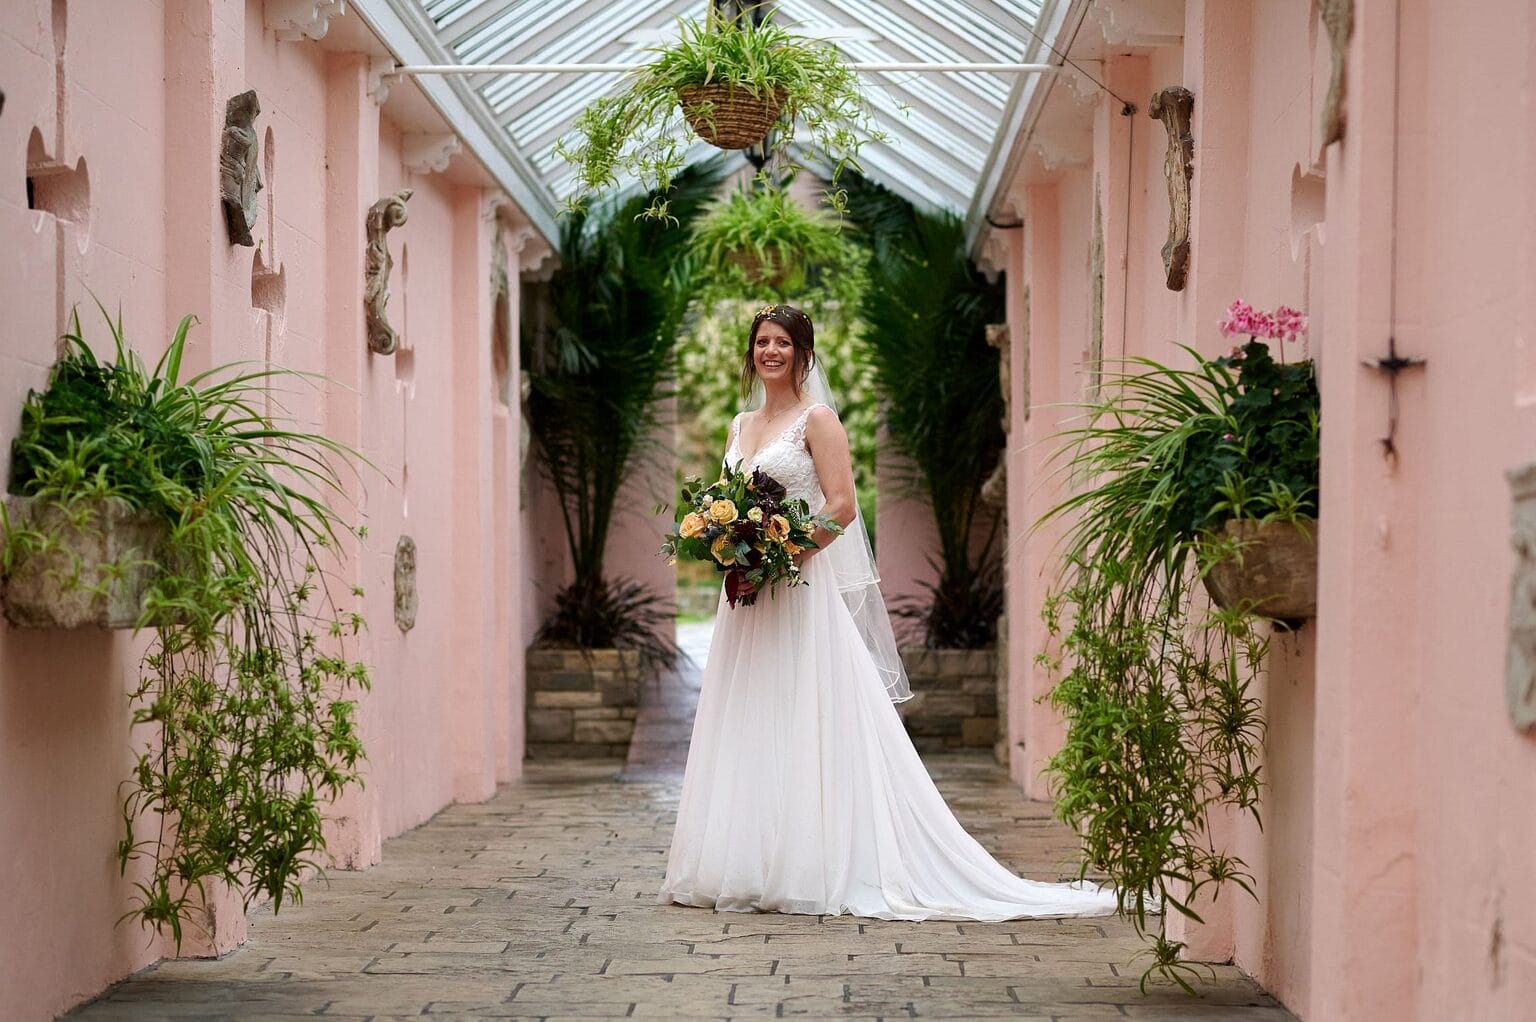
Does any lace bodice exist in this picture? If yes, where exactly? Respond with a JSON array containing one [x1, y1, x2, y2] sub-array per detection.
[[726, 404, 827, 508]]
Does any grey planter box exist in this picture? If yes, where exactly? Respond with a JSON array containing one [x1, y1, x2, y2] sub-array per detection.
[[897, 646, 1000, 753], [2, 494, 168, 629], [525, 646, 644, 759]]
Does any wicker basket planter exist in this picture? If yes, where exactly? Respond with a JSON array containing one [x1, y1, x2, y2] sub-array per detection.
[[2, 494, 168, 629], [677, 84, 786, 149], [896, 646, 1000, 753], [525, 646, 644, 759], [1202, 517, 1318, 622], [725, 248, 789, 289]]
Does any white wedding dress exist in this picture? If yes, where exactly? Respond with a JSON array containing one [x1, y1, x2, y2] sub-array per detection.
[[656, 404, 1118, 921]]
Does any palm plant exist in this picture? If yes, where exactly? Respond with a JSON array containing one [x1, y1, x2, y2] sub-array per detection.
[[526, 165, 722, 670], [843, 174, 1006, 648]]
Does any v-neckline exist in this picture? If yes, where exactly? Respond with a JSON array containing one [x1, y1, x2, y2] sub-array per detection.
[[735, 404, 816, 466]]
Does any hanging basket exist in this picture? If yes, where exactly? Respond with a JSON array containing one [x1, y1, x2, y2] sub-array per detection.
[[726, 248, 791, 290], [677, 84, 787, 150], [1202, 517, 1318, 623]]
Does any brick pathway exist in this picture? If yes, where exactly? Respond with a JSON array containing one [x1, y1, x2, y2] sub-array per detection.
[[69, 624, 1293, 1021]]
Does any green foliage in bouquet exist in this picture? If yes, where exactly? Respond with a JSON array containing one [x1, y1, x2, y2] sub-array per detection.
[[1035, 322, 1318, 991], [2, 304, 369, 948], [555, 11, 884, 221], [842, 173, 1006, 649], [662, 464, 839, 608]]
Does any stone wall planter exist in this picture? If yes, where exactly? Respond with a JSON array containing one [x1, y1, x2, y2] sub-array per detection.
[[1, 494, 167, 629], [525, 646, 643, 759], [1202, 518, 1318, 622], [896, 646, 1000, 753]]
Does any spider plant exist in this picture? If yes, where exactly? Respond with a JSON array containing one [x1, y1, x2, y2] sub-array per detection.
[[842, 173, 1006, 649], [688, 184, 861, 300], [526, 164, 722, 672], [555, 11, 883, 221], [1033, 342, 1317, 991], [3, 303, 370, 948]]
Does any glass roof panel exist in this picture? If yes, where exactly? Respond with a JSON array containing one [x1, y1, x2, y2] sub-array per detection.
[[409, 0, 1049, 218]]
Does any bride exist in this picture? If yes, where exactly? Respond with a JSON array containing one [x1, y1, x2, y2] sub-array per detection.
[[657, 303, 1117, 921]]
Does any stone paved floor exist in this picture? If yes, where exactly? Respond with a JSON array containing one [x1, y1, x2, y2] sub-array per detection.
[[69, 620, 1294, 1021]]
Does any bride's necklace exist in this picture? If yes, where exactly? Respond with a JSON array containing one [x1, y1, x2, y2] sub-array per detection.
[[742, 399, 809, 459]]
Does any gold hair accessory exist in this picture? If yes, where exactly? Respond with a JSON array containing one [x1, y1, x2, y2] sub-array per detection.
[[755, 304, 777, 319]]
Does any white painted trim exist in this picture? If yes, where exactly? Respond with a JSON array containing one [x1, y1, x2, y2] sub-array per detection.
[[354, 0, 560, 245]]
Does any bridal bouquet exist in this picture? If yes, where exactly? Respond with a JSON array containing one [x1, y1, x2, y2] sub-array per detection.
[[662, 465, 840, 608]]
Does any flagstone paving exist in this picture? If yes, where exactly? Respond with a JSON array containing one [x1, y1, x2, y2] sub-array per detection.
[[68, 626, 1293, 1021]]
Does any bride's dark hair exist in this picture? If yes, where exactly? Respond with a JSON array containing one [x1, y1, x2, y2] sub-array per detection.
[[742, 304, 815, 400]]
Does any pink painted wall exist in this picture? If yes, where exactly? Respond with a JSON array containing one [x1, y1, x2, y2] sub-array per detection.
[[994, 0, 1536, 1017], [0, 3, 534, 1018]]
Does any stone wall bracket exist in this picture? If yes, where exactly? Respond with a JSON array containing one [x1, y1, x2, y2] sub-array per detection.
[[364, 189, 412, 356], [1149, 86, 1195, 292]]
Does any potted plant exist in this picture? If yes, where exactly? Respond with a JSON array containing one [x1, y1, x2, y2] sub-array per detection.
[[1199, 301, 1319, 622], [1032, 299, 1317, 990], [523, 169, 721, 757], [840, 174, 1007, 750], [1, 305, 370, 947], [555, 12, 883, 221], [688, 184, 860, 298]]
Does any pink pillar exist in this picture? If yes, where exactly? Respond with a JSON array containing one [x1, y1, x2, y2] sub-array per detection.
[[320, 49, 383, 871], [448, 185, 499, 802], [1307, 0, 1422, 1015], [1010, 179, 1066, 798]]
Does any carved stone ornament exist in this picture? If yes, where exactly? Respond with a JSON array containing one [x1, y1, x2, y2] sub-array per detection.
[[1316, 0, 1353, 146], [394, 534, 418, 632], [1505, 463, 1536, 732], [364, 189, 412, 355], [986, 323, 1011, 432], [1149, 86, 1195, 292], [219, 91, 262, 247]]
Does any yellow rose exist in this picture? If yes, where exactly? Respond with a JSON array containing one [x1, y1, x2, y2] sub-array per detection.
[[707, 499, 738, 525], [710, 534, 738, 565], [765, 514, 791, 542], [679, 512, 707, 539], [784, 540, 804, 556], [747, 506, 764, 524]]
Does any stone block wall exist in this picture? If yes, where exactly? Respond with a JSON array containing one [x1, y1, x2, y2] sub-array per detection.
[[525, 648, 642, 758], [897, 647, 999, 753]]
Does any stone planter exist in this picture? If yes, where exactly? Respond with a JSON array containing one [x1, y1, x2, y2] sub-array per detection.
[[1, 494, 168, 629], [896, 646, 1000, 753], [1202, 517, 1318, 622], [525, 646, 643, 759]]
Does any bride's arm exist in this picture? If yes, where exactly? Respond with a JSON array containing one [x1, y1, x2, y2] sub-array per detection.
[[803, 405, 857, 561]]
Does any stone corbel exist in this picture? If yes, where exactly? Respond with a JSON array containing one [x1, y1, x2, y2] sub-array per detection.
[[364, 189, 412, 355], [1316, 0, 1353, 146], [368, 57, 397, 105], [1090, 0, 1185, 48], [266, 0, 346, 42], [403, 133, 462, 175], [1149, 86, 1195, 292], [516, 229, 556, 281]]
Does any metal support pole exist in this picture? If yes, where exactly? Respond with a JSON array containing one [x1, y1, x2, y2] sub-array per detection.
[[386, 62, 1063, 77]]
